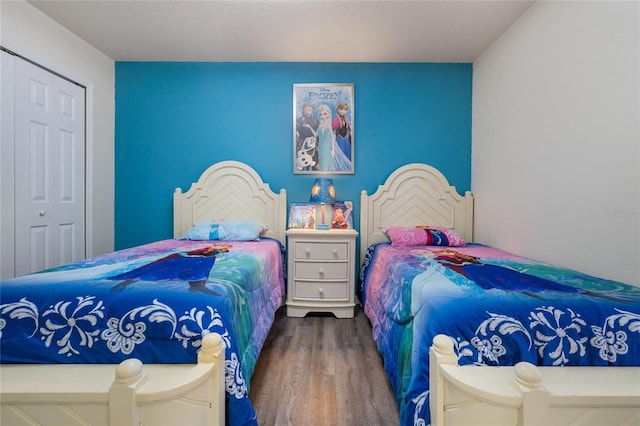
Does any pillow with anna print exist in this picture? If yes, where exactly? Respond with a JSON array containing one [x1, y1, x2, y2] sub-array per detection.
[[384, 225, 466, 247], [182, 219, 268, 241]]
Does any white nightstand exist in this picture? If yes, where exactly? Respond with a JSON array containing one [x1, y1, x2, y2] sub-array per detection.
[[286, 228, 358, 318]]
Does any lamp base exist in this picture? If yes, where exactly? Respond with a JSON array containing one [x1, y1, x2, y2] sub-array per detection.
[[315, 224, 330, 230]]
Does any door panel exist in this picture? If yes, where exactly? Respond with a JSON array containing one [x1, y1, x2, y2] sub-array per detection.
[[30, 225, 48, 273]]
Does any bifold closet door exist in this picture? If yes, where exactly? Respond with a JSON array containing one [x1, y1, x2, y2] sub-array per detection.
[[1, 50, 16, 279], [11, 53, 86, 277]]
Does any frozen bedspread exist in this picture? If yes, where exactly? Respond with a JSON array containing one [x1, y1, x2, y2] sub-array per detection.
[[359, 243, 640, 426], [0, 238, 285, 426]]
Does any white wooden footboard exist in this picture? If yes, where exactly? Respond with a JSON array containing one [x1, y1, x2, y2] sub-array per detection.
[[430, 334, 640, 426], [1, 333, 225, 426]]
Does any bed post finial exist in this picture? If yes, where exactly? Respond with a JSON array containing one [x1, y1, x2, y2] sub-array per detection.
[[198, 332, 225, 364], [432, 334, 455, 356], [114, 358, 145, 385]]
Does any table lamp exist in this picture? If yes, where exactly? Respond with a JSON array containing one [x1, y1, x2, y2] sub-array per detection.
[[309, 178, 336, 230]]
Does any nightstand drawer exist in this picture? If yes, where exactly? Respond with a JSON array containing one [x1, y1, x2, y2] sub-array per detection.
[[293, 241, 348, 260], [293, 281, 348, 300], [294, 262, 348, 280]]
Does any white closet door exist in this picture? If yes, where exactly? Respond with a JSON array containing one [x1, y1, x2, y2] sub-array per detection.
[[1, 51, 16, 279], [13, 55, 85, 276]]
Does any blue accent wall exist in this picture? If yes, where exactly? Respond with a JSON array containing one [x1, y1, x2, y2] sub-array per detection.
[[115, 62, 472, 249]]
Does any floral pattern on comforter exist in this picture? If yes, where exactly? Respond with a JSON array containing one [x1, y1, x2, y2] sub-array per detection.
[[1, 238, 285, 426], [359, 243, 640, 426]]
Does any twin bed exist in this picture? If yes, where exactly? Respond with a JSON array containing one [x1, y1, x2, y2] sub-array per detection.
[[1, 161, 286, 426], [2, 160, 639, 426], [359, 163, 640, 426]]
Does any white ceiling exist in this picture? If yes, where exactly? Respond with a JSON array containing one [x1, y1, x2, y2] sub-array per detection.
[[27, 0, 535, 63]]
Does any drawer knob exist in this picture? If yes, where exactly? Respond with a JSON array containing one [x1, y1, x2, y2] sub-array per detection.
[[305, 248, 311, 257], [332, 248, 338, 256], [318, 287, 324, 294], [318, 267, 324, 275]]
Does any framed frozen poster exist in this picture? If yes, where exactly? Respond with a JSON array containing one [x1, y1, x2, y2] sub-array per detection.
[[293, 83, 354, 175]]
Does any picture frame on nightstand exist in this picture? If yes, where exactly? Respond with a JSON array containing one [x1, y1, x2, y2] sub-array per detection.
[[330, 201, 353, 229], [288, 203, 316, 229]]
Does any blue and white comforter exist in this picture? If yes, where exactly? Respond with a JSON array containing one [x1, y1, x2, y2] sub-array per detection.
[[1, 238, 285, 426], [359, 243, 640, 426]]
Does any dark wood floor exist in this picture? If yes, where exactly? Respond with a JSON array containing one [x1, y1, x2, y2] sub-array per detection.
[[249, 306, 400, 426]]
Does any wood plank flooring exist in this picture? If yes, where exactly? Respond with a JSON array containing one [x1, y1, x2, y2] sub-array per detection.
[[249, 306, 400, 426]]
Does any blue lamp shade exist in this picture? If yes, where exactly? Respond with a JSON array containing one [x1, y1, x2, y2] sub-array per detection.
[[310, 178, 336, 229], [309, 178, 336, 204]]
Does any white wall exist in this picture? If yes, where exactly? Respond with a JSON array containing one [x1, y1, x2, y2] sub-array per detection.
[[472, 1, 639, 285], [1, 0, 115, 258]]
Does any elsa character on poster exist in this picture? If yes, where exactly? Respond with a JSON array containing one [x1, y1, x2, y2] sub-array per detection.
[[316, 104, 351, 172]]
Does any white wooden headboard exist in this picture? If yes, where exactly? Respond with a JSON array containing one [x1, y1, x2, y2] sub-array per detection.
[[173, 161, 287, 245], [360, 163, 473, 262]]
